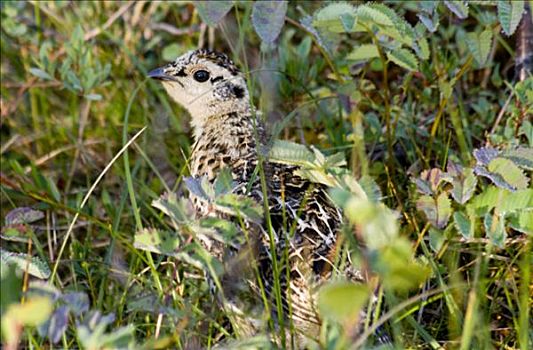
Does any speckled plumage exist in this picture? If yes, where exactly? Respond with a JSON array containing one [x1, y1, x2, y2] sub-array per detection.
[[149, 49, 366, 342]]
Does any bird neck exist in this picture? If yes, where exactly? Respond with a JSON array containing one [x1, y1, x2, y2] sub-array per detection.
[[190, 111, 267, 182], [189, 98, 252, 141]]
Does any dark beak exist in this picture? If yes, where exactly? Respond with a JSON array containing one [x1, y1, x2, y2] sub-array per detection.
[[147, 66, 184, 87], [147, 67, 170, 80]]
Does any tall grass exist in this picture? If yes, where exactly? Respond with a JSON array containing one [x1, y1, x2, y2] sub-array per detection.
[[1, 2, 531, 349]]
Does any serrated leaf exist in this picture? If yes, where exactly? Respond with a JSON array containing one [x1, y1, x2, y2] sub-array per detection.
[[415, 36, 430, 60], [419, 1, 438, 14], [436, 193, 452, 228], [501, 147, 533, 170], [488, 157, 529, 190], [340, 12, 356, 32], [474, 147, 500, 166], [484, 212, 506, 247], [417, 13, 440, 33], [359, 175, 382, 203], [301, 15, 340, 54], [152, 192, 193, 223], [346, 44, 380, 61], [497, 0, 524, 36], [199, 217, 239, 243], [313, 3, 357, 33], [268, 140, 315, 166], [444, 0, 469, 19], [413, 178, 433, 196], [466, 29, 493, 66], [5, 207, 44, 225], [29, 68, 53, 80], [369, 3, 416, 46], [474, 165, 515, 191], [454, 211, 474, 239], [509, 210, 533, 234], [416, 193, 452, 229], [252, 1, 288, 44], [356, 4, 394, 26], [497, 188, 533, 214], [133, 228, 180, 257], [214, 194, 263, 223], [214, 168, 234, 196], [450, 167, 478, 204], [318, 282, 371, 323], [387, 48, 419, 71], [418, 168, 450, 194], [183, 176, 211, 201], [194, 1, 234, 27], [0, 249, 50, 279], [429, 227, 445, 253]]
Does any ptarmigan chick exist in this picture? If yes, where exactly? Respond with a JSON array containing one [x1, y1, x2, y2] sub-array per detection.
[[148, 49, 366, 343]]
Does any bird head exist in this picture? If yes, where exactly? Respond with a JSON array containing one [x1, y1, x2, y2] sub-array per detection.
[[148, 49, 250, 135]]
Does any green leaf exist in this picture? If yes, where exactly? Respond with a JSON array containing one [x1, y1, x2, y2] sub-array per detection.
[[344, 198, 398, 249], [29, 68, 53, 80], [214, 167, 234, 196], [317, 282, 371, 323], [501, 147, 533, 170], [152, 192, 194, 224], [133, 228, 180, 257], [444, 1, 469, 19], [415, 36, 430, 60], [162, 43, 181, 61], [416, 193, 452, 229], [252, 1, 288, 44], [387, 48, 419, 71], [214, 194, 263, 223], [346, 44, 380, 61], [417, 12, 440, 33], [302, 14, 342, 54], [268, 140, 315, 166], [359, 175, 382, 203], [0, 249, 50, 279], [372, 238, 430, 292], [2, 296, 52, 331], [509, 210, 533, 235], [484, 212, 506, 247], [367, 3, 416, 46], [194, 1, 234, 27], [466, 29, 493, 66], [454, 211, 474, 239], [313, 3, 357, 33], [497, 188, 533, 214], [356, 4, 394, 26], [487, 157, 529, 190], [0, 263, 22, 313], [70, 24, 84, 53], [429, 227, 445, 253], [2, 297, 52, 344], [436, 193, 452, 228], [450, 167, 478, 204], [497, 0, 525, 36]]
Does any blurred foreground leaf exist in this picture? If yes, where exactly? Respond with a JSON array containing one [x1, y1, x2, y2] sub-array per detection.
[[318, 282, 371, 324]]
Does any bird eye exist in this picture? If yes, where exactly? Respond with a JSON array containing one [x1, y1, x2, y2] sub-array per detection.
[[193, 70, 210, 82]]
